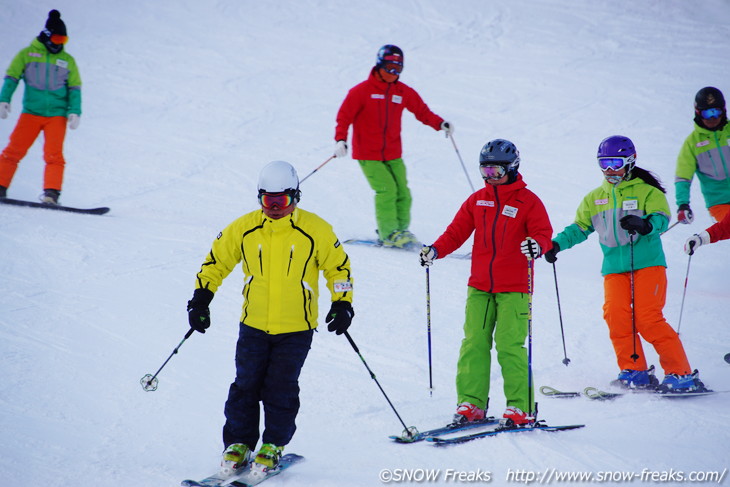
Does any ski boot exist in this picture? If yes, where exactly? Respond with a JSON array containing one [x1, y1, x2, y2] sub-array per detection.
[[452, 402, 486, 424], [398, 230, 420, 249], [0, 185, 6, 198], [657, 369, 706, 394], [381, 230, 411, 249], [220, 443, 251, 479], [250, 443, 284, 477], [500, 406, 534, 428], [613, 365, 658, 389], [40, 189, 60, 205]]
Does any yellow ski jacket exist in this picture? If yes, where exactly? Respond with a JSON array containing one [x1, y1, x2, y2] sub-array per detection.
[[194, 208, 353, 334]]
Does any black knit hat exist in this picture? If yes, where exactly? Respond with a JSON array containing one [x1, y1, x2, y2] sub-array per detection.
[[44, 10, 67, 36]]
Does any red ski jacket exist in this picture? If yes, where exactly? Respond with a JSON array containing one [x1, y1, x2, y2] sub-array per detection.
[[432, 175, 553, 294], [335, 68, 443, 161], [708, 211, 730, 242]]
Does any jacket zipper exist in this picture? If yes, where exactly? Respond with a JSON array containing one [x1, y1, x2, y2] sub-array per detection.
[[486, 187, 501, 293], [287, 245, 294, 276], [380, 83, 391, 160], [258, 244, 263, 275]]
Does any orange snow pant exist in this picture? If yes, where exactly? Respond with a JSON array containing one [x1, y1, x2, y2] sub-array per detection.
[[0, 113, 67, 191], [708, 204, 730, 223], [603, 266, 691, 376]]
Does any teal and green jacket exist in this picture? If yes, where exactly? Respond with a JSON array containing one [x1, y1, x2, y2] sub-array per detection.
[[553, 177, 669, 276], [0, 38, 82, 117], [675, 121, 730, 208]]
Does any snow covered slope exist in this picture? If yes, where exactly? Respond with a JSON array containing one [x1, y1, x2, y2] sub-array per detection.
[[1, 1, 728, 486]]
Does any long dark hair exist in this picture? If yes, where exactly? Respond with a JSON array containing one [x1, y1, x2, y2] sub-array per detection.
[[630, 166, 666, 193]]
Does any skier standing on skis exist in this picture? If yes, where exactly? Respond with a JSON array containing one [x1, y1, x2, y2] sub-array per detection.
[[545, 135, 707, 393], [674, 86, 730, 225], [419, 139, 552, 426], [0, 10, 81, 204], [333, 44, 453, 249], [684, 209, 730, 254], [186, 161, 354, 479]]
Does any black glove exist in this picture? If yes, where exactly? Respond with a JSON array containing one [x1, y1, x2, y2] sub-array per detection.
[[187, 288, 214, 333], [619, 215, 653, 236], [544, 241, 560, 264], [326, 301, 354, 335]]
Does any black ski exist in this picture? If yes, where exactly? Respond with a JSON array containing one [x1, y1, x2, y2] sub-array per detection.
[[389, 417, 499, 443], [427, 421, 585, 445], [0, 197, 110, 215]]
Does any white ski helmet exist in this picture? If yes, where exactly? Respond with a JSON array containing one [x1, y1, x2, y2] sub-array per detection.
[[258, 160, 300, 193]]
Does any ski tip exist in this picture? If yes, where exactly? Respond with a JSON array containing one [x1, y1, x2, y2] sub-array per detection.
[[539, 385, 581, 398]]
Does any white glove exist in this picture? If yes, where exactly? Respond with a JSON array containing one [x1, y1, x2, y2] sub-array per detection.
[[67, 113, 80, 130], [0, 102, 10, 119], [684, 231, 710, 255], [334, 140, 348, 158], [440, 121, 454, 137], [419, 246, 438, 267], [520, 237, 541, 260]]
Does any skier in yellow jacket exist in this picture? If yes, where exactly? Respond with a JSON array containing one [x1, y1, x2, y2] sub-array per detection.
[[186, 161, 354, 479]]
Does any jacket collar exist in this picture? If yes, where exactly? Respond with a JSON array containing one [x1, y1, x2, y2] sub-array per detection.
[[367, 67, 399, 90], [261, 207, 299, 228], [480, 173, 527, 197]]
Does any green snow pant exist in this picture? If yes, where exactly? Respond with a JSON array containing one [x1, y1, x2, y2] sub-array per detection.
[[358, 158, 412, 239], [456, 286, 533, 413]]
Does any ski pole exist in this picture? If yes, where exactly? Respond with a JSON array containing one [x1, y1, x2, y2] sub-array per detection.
[[140, 328, 195, 392], [426, 266, 434, 396], [628, 232, 640, 362], [299, 155, 335, 184], [551, 263, 571, 366], [660, 221, 680, 236], [343, 331, 414, 437], [447, 133, 476, 193], [526, 258, 535, 419], [676, 252, 692, 335]]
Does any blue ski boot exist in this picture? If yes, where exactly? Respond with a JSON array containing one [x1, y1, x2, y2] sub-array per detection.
[[613, 365, 658, 389], [658, 369, 705, 394]]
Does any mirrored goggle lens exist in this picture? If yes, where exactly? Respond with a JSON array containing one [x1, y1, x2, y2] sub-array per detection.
[[259, 192, 294, 209], [700, 107, 723, 119], [383, 62, 403, 74], [50, 34, 68, 45], [479, 164, 506, 179], [597, 157, 630, 171]]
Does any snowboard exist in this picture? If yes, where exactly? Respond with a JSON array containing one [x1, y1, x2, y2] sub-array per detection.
[[0, 197, 110, 215], [181, 454, 304, 487]]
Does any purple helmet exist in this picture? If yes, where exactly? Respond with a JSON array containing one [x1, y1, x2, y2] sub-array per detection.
[[597, 135, 636, 159], [597, 135, 636, 183]]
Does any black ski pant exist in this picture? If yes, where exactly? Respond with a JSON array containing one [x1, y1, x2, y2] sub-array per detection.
[[222, 324, 313, 450]]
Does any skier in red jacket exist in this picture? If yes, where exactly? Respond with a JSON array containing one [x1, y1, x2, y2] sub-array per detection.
[[420, 139, 552, 427], [334, 45, 452, 248]]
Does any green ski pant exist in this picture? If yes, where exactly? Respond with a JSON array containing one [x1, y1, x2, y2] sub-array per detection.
[[456, 286, 533, 413], [358, 158, 412, 239]]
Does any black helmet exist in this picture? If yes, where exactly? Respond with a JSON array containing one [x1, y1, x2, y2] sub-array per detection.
[[479, 139, 520, 182], [376, 45, 404, 75], [695, 87, 725, 110]]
